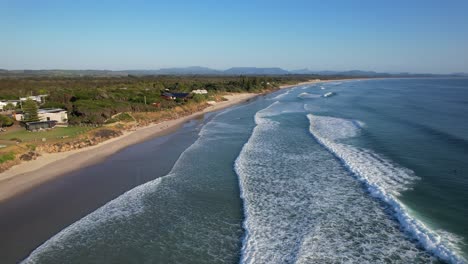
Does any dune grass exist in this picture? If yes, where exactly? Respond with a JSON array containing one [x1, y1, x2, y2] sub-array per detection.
[[0, 126, 94, 142]]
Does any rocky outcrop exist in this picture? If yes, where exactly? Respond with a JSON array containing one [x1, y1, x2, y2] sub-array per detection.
[[19, 151, 40, 161]]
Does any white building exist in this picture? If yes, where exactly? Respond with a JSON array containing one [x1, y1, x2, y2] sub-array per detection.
[[191, 89, 208, 94], [15, 108, 68, 125], [19, 95, 48, 104], [0, 101, 18, 110], [38, 108, 68, 125]]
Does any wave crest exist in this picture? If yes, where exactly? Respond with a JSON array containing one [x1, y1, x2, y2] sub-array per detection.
[[307, 114, 466, 263]]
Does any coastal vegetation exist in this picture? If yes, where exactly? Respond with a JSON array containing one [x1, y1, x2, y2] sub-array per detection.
[[0, 75, 312, 125], [0, 115, 14, 127]]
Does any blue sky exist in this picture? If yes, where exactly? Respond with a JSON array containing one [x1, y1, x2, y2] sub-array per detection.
[[2, 0, 468, 73]]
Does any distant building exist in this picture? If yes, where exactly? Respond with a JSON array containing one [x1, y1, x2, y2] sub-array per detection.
[[19, 95, 48, 104], [0, 100, 18, 110], [15, 108, 68, 126], [191, 89, 208, 94], [161, 92, 191, 100]]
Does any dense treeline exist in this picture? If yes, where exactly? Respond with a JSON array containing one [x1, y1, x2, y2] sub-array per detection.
[[0, 75, 314, 124]]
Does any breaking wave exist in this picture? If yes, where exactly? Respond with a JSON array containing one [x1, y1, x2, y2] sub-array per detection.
[[297, 92, 321, 99], [234, 102, 438, 264], [272, 89, 291, 100], [307, 114, 466, 264], [22, 107, 248, 264]]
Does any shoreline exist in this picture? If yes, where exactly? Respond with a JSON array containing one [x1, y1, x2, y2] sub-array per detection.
[[279, 77, 368, 89], [0, 93, 258, 202], [0, 78, 360, 202]]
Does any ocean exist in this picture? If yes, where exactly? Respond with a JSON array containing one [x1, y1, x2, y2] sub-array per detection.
[[21, 78, 468, 263]]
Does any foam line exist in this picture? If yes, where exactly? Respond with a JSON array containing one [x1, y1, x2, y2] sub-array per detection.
[[235, 102, 437, 263], [307, 114, 466, 264]]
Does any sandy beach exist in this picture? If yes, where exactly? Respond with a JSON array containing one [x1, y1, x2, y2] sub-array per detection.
[[0, 79, 354, 202], [0, 93, 257, 202]]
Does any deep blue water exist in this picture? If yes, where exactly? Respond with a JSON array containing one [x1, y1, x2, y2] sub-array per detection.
[[22, 78, 468, 263]]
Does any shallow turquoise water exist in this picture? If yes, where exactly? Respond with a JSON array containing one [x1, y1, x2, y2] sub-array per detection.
[[22, 78, 468, 263]]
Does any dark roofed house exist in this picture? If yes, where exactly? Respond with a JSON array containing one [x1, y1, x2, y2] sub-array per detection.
[[24, 120, 57, 131], [161, 92, 191, 100], [162, 92, 175, 100]]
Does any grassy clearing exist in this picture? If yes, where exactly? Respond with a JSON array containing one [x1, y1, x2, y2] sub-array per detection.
[[0, 152, 15, 164], [0, 126, 95, 142], [105, 112, 136, 124]]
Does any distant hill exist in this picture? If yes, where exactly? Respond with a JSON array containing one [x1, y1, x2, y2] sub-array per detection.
[[0, 67, 465, 78], [452, 72, 468, 77], [224, 67, 290, 75], [128, 66, 223, 75]]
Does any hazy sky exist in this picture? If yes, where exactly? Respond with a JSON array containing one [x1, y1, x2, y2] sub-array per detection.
[[2, 0, 468, 73]]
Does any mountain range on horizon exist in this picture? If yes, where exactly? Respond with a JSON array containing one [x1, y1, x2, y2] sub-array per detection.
[[1, 67, 467, 77]]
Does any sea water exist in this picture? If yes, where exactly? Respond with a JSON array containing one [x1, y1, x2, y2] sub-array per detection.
[[23, 78, 468, 263]]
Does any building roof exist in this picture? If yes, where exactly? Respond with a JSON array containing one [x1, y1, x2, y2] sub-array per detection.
[[172, 93, 190, 98], [38, 108, 67, 113], [162, 92, 190, 98], [25, 120, 57, 125]]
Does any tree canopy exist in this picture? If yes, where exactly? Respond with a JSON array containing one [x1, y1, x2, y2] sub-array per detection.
[[22, 99, 40, 122]]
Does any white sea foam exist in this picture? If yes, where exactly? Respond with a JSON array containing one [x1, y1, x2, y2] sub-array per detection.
[[272, 89, 291, 100], [235, 102, 438, 264], [255, 101, 305, 124], [297, 92, 321, 99], [22, 176, 167, 263], [23, 105, 247, 263], [307, 114, 466, 264]]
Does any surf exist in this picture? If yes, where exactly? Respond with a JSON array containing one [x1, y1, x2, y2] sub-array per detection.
[[235, 101, 436, 263], [21, 106, 255, 264], [307, 114, 466, 264]]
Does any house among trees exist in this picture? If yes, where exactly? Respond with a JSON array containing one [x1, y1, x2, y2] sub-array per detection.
[[24, 120, 58, 131], [13, 98, 68, 131], [0, 100, 19, 111], [37, 108, 68, 125], [161, 92, 191, 100], [15, 108, 68, 125], [19, 95, 48, 104], [191, 89, 208, 94]]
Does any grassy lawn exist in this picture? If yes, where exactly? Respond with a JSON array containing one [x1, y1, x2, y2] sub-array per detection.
[[0, 126, 95, 142]]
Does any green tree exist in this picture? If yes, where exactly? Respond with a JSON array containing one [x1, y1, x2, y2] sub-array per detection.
[[192, 93, 206, 103], [22, 99, 40, 122], [3, 103, 15, 111], [0, 115, 14, 127]]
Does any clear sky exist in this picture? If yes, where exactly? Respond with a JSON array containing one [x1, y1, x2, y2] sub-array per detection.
[[2, 0, 468, 73]]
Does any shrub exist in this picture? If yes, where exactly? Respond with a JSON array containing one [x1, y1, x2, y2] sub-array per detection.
[[92, 128, 121, 139], [192, 94, 207, 103], [0, 152, 15, 163], [0, 115, 14, 127]]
